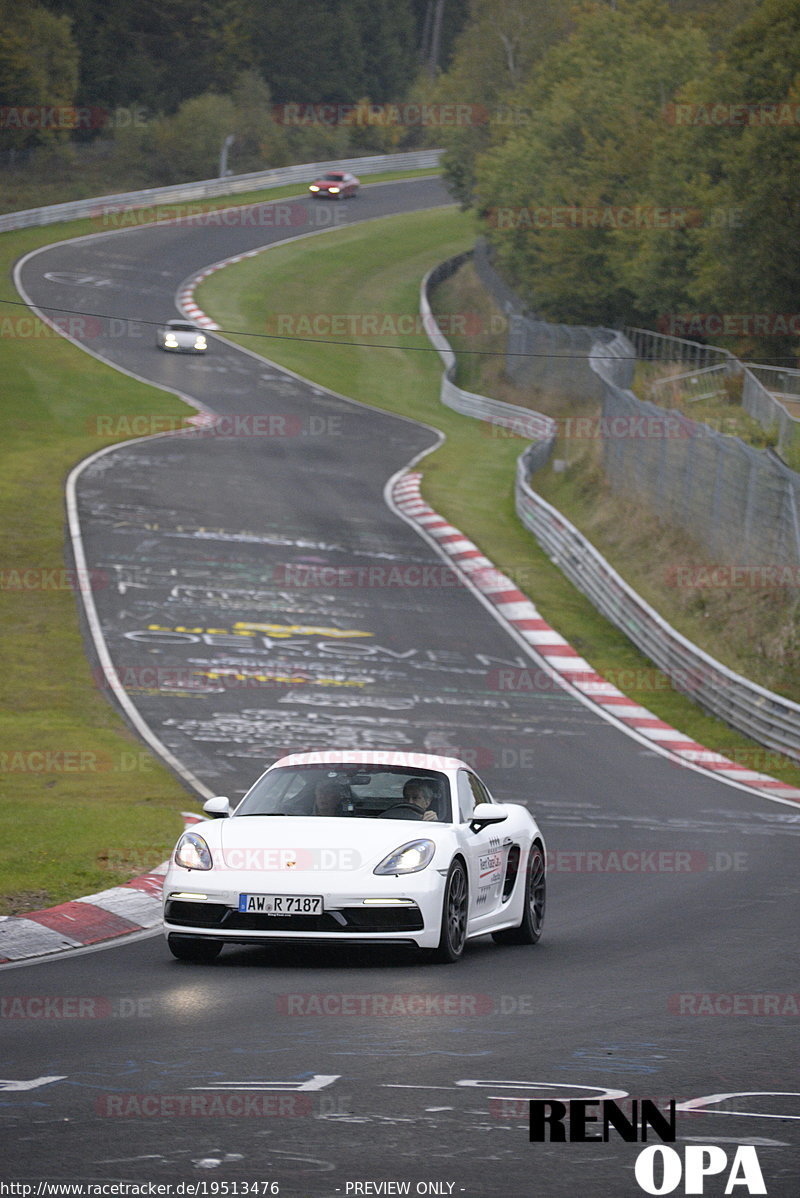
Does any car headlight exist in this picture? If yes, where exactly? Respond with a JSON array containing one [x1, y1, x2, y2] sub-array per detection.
[[194, 335, 207, 350], [328, 186, 340, 193], [374, 839, 435, 876], [174, 832, 213, 871], [164, 334, 178, 347], [309, 185, 320, 191]]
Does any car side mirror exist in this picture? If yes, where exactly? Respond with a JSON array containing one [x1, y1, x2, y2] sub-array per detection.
[[203, 796, 232, 818], [469, 802, 509, 833]]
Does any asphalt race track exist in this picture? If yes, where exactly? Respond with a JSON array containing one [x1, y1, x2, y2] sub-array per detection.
[[4, 177, 799, 1197]]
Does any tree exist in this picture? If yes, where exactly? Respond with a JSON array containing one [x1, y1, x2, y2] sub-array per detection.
[[473, 1, 709, 324], [145, 92, 238, 183], [688, 0, 800, 360], [427, 0, 571, 204], [0, 0, 78, 148]]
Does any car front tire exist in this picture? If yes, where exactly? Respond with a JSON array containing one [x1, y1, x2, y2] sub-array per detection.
[[492, 843, 545, 945], [427, 859, 468, 963], [167, 934, 222, 963]]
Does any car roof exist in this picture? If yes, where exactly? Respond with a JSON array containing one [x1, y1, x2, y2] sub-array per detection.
[[271, 750, 468, 772]]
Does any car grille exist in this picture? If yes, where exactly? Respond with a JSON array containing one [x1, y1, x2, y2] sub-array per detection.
[[165, 900, 423, 933]]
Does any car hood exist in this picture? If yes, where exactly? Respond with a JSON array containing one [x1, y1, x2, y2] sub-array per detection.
[[206, 815, 447, 874]]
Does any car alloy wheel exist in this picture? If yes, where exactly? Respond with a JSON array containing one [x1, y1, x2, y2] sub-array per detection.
[[431, 860, 468, 963], [492, 843, 545, 945]]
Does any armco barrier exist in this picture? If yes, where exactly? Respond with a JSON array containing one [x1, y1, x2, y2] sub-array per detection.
[[421, 254, 556, 444], [422, 252, 800, 761], [0, 149, 442, 233]]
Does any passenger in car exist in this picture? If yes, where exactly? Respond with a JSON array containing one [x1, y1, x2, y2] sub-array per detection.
[[313, 778, 350, 816]]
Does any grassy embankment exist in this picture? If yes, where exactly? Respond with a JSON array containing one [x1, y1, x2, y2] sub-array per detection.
[[0, 170, 438, 915], [196, 209, 800, 787], [434, 261, 800, 707]]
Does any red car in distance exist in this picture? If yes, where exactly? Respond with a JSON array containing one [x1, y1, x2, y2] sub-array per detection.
[[308, 170, 360, 199]]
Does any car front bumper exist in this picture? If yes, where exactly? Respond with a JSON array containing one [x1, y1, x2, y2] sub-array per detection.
[[162, 866, 447, 948]]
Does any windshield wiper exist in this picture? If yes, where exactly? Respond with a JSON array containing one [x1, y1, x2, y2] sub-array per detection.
[[237, 811, 290, 817]]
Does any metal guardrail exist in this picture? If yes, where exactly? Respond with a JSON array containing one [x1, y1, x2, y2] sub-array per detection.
[[624, 326, 734, 370], [626, 326, 800, 459], [648, 362, 732, 405], [420, 254, 556, 444], [421, 252, 800, 761], [514, 467, 800, 761], [0, 149, 443, 233], [742, 364, 800, 458]]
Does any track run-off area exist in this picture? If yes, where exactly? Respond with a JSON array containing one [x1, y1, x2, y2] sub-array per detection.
[[4, 177, 799, 1197]]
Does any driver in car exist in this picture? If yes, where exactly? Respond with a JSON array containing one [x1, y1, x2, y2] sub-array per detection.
[[400, 778, 438, 822]]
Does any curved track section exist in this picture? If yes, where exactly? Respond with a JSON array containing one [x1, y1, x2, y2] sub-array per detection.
[[5, 179, 800, 1196]]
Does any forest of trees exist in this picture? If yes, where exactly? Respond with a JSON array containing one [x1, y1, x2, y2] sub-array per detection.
[[428, 0, 800, 359], [2, 0, 799, 356], [0, 1, 468, 167]]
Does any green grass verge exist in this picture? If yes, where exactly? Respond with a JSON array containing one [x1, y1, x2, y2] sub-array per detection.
[[197, 209, 800, 789], [0, 228, 193, 914], [0, 167, 441, 915]]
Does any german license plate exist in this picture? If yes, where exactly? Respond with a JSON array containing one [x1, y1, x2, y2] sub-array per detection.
[[238, 893, 323, 915]]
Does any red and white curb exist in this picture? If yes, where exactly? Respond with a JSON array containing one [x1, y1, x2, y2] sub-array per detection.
[[0, 813, 203, 965], [178, 253, 265, 329], [391, 472, 800, 806]]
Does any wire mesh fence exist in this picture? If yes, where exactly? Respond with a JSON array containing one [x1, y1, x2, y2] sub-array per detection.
[[422, 249, 800, 760], [472, 244, 800, 568]]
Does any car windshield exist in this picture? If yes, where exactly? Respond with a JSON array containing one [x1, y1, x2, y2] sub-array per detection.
[[168, 322, 198, 331], [235, 764, 451, 821], [322, 174, 344, 181]]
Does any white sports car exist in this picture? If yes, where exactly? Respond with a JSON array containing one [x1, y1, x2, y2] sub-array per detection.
[[156, 319, 208, 353], [163, 750, 546, 964]]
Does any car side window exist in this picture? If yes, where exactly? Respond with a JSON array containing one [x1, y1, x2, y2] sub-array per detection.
[[468, 773, 493, 806], [457, 770, 476, 822]]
